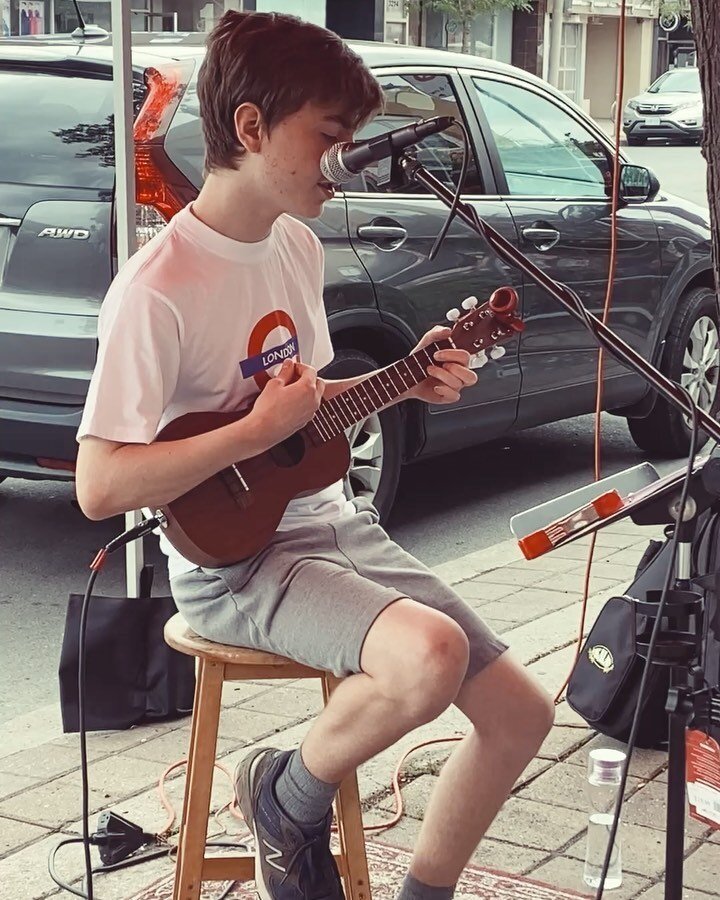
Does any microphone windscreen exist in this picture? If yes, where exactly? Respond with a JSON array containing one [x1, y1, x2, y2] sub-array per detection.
[[320, 146, 351, 185]]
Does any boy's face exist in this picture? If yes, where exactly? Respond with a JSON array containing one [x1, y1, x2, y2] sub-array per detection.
[[242, 101, 357, 218]]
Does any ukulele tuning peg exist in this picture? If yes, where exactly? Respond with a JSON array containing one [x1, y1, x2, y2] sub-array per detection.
[[461, 296, 479, 310], [446, 308, 461, 322], [470, 350, 488, 369], [489, 345, 506, 360]]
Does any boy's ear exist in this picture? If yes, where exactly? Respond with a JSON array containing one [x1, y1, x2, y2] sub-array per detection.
[[233, 102, 265, 154]]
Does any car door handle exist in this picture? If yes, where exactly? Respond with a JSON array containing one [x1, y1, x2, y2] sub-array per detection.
[[521, 225, 561, 251], [356, 224, 408, 248]]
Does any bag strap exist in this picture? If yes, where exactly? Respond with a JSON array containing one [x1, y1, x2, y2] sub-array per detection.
[[139, 564, 154, 599]]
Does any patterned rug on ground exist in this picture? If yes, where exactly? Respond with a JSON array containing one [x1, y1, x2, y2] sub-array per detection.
[[129, 840, 590, 900]]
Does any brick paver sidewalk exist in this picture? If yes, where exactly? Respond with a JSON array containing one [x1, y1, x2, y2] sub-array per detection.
[[1, 521, 718, 899]]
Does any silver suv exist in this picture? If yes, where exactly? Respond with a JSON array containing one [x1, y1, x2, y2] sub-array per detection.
[[623, 67, 703, 145]]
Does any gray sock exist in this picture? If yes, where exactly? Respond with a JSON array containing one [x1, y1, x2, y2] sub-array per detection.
[[397, 873, 456, 900], [273, 747, 339, 828]]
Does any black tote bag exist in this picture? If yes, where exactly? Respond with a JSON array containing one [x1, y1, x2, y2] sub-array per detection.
[[58, 565, 195, 732]]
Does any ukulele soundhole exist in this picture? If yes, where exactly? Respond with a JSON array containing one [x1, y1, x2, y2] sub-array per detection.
[[270, 432, 306, 468]]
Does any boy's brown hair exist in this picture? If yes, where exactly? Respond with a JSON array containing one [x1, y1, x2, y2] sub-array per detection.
[[198, 11, 383, 173]]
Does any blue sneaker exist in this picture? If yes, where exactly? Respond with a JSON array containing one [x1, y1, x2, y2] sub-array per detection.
[[235, 747, 345, 900]]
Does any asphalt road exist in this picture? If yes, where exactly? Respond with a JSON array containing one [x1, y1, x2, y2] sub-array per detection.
[[629, 140, 708, 209], [0, 140, 710, 727]]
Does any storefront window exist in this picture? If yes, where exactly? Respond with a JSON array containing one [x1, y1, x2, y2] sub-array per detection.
[[3, 0, 51, 36], [446, 13, 494, 56], [385, 20, 407, 44], [0, 0, 123, 35], [557, 22, 580, 101]]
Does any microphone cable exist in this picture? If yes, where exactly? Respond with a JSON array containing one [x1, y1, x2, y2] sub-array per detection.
[[551, 0, 627, 710], [54, 515, 251, 900], [54, 515, 162, 900], [428, 120, 470, 261]]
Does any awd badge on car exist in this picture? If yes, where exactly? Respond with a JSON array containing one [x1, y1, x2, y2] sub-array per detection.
[[38, 227, 90, 240]]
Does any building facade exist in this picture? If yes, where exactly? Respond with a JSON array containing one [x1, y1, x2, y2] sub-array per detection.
[[1, 0, 667, 125], [565, 0, 658, 118], [0, 0, 395, 40], [1, 0, 513, 59], [654, 10, 695, 78]]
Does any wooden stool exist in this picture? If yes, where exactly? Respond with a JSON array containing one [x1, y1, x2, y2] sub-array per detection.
[[164, 613, 372, 900]]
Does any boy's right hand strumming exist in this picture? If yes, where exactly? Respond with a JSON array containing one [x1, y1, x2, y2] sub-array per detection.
[[250, 360, 324, 445]]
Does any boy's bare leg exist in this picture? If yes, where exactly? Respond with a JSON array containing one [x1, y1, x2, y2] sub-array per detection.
[[299, 598, 472, 784], [407, 652, 555, 886], [276, 599, 552, 891]]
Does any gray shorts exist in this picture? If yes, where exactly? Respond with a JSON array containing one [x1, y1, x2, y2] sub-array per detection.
[[170, 497, 508, 680]]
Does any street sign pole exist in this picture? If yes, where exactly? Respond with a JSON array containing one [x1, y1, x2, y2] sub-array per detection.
[[111, 0, 143, 598]]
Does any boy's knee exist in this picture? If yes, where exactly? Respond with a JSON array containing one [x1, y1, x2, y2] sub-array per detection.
[[529, 688, 555, 738], [512, 683, 555, 749], [383, 616, 470, 725]]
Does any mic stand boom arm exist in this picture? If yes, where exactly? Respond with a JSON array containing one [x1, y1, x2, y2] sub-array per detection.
[[399, 154, 720, 441]]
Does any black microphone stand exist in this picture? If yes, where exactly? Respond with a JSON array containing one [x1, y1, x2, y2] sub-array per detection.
[[397, 154, 720, 898], [629, 467, 720, 899]]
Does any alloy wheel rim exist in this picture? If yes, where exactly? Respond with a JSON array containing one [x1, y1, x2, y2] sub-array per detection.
[[343, 413, 384, 503], [681, 315, 720, 421]]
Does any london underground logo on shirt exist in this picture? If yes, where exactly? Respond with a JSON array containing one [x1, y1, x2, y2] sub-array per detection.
[[240, 335, 298, 379], [240, 310, 300, 389]]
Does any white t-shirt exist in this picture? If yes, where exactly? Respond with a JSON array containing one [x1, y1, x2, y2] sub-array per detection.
[[78, 204, 355, 579]]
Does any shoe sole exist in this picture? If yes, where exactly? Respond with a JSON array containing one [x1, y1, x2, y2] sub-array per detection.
[[235, 746, 274, 829], [237, 748, 278, 900]]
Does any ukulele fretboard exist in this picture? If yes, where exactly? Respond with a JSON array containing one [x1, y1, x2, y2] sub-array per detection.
[[305, 338, 452, 444]]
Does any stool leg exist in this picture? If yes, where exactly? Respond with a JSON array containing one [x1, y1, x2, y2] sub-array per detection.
[[173, 659, 224, 900], [322, 674, 372, 900]]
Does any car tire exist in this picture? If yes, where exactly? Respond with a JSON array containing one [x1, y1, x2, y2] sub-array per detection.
[[320, 348, 403, 522], [627, 286, 720, 457]]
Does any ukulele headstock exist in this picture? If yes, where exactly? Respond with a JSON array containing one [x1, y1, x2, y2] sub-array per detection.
[[446, 286, 524, 369]]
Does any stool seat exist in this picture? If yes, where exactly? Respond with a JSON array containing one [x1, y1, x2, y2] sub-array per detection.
[[165, 612, 316, 669], [164, 612, 371, 900]]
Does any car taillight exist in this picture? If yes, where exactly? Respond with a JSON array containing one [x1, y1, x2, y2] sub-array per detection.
[[134, 62, 197, 245], [136, 205, 169, 249]]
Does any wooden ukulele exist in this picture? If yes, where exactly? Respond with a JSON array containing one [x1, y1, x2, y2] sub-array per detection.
[[153, 286, 524, 566]]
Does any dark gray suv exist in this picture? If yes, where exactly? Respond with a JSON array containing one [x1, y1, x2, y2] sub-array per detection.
[[0, 33, 717, 518]]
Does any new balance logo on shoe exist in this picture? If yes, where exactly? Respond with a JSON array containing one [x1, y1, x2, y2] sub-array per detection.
[[262, 836, 287, 873], [235, 747, 346, 899]]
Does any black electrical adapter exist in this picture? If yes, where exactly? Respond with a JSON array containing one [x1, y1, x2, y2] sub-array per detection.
[[93, 811, 157, 866]]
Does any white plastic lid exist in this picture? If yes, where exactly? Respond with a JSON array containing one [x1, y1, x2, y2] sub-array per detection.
[[588, 747, 627, 783]]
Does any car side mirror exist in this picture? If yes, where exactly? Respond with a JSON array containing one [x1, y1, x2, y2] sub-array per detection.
[[619, 164, 660, 204]]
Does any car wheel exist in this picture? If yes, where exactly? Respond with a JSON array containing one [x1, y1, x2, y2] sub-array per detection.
[[319, 348, 403, 521], [627, 137, 647, 146], [627, 286, 720, 457]]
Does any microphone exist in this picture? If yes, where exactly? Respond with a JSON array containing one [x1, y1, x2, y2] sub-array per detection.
[[320, 115, 456, 185]]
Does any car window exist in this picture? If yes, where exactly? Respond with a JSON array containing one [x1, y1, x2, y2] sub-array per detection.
[[472, 77, 610, 199], [345, 73, 483, 195], [0, 69, 144, 189], [648, 68, 700, 94]]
